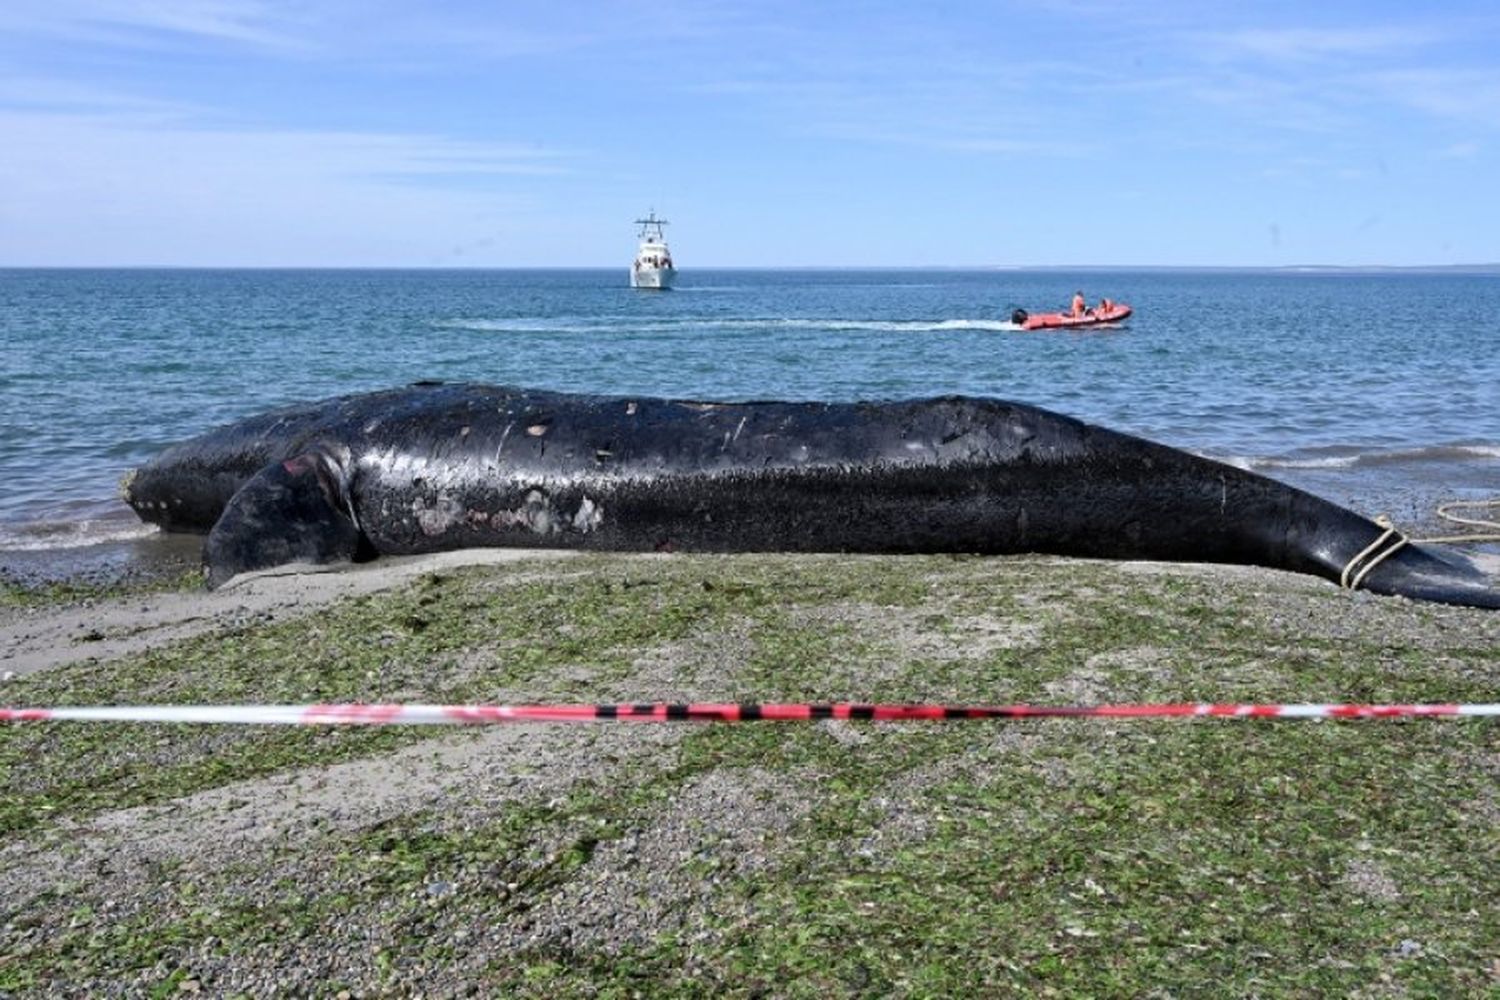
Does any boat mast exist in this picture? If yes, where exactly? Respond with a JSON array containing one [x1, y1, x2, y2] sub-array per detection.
[[635, 212, 669, 242]]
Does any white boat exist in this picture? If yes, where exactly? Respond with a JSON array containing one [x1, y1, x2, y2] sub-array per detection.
[[630, 212, 676, 289]]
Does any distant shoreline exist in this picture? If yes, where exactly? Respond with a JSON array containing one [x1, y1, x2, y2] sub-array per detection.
[[995, 263, 1500, 275]]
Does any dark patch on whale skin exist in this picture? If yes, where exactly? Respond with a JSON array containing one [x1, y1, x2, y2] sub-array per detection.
[[122, 383, 1499, 608]]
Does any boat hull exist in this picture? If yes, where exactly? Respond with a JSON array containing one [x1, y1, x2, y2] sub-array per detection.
[[1020, 304, 1131, 330], [631, 265, 676, 290]]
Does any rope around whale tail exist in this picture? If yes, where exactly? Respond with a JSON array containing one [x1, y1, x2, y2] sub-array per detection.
[[1341, 498, 1500, 591], [2, 702, 1497, 726]]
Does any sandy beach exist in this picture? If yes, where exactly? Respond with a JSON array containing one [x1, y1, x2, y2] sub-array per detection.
[[2, 549, 1498, 995]]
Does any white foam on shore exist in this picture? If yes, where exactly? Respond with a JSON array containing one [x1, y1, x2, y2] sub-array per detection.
[[0, 518, 160, 553]]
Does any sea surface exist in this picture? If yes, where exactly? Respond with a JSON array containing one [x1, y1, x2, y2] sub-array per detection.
[[2, 267, 1497, 579]]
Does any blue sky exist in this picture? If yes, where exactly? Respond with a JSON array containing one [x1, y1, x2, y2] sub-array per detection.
[[1, 1, 1497, 267]]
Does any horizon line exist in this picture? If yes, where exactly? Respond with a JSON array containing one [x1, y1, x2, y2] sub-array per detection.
[[3, 263, 1498, 273]]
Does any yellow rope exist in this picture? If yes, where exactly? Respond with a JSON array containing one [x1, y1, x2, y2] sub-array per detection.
[[1340, 516, 1409, 591], [1418, 499, 1500, 544], [1340, 499, 1500, 591]]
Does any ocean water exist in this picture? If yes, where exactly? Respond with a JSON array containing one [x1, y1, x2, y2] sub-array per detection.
[[2, 268, 1497, 573]]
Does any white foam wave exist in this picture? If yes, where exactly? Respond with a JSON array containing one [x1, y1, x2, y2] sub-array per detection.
[[1222, 443, 1500, 473], [0, 519, 160, 553], [1253, 455, 1363, 470]]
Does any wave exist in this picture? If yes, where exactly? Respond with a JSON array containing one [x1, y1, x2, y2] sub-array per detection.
[[434, 317, 1023, 335], [1220, 443, 1500, 472], [0, 517, 161, 553]]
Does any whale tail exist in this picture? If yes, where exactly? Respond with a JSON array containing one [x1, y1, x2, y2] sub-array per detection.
[[1267, 490, 1500, 609], [1357, 542, 1500, 609], [204, 450, 369, 589]]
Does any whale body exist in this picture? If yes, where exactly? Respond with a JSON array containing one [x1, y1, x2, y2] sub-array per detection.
[[120, 383, 1498, 607]]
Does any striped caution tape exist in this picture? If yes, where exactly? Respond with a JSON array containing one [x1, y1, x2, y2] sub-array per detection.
[[1, 702, 1497, 726]]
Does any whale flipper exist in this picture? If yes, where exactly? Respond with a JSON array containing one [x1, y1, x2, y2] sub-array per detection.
[[205, 452, 367, 589]]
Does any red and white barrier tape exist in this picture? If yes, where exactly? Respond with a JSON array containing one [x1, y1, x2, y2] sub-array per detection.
[[1, 702, 1497, 726]]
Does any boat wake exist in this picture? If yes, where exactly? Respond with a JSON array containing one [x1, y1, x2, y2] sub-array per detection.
[[436, 317, 1024, 335]]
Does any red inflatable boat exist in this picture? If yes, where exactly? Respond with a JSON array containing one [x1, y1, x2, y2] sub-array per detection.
[[1011, 303, 1132, 330]]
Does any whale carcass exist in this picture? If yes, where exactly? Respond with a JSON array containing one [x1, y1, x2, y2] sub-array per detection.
[[120, 383, 1499, 608]]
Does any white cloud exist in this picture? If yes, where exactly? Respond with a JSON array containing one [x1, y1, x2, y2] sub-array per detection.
[[0, 0, 750, 63], [1193, 24, 1446, 63], [1361, 69, 1500, 126], [0, 111, 577, 265], [1438, 140, 1481, 158], [1143, 18, 1500, 140], [0, 0, 312, 51], [0, 74, 204, 120]]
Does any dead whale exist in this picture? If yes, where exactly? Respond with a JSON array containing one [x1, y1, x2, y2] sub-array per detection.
[[121, 382, 1498, 607]]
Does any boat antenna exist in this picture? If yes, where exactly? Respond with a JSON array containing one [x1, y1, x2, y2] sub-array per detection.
[[635, 211, 669, 239]]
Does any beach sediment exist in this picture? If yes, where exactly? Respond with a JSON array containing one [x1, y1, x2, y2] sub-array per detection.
[[2, 551, 1497, 995]]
